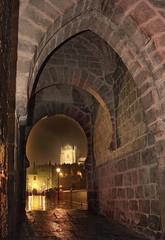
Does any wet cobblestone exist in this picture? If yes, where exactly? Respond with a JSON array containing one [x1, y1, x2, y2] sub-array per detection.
[[19, 207, 147, 240]]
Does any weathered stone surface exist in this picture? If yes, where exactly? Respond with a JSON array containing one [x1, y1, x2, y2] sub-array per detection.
[[135, 185, 144, 199], [142, 148, 156, 165], [19, 207, 147, 240], [127, 188, 134, 199], [128, 153, 141, 169], [0, 0, 18, 239], [138, 214, 148, 227], [151, 200, 161, 215], [139, 200, 150, 214], [129, 200, 138, 211], [115, 174, 123, 186], [150, 166, 158, 183], [2, 0, 165, 239], [148, 215, 161, 231], [139, 168, 150, 184]]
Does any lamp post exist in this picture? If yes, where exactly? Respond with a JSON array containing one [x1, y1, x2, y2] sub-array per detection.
[[56, 167, 61, 201]]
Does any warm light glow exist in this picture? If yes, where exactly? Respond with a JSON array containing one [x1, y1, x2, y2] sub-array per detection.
[[59, 172, 63, 177], [56, 167, 61, 173], [77, 171, 82, 178], [60, 145, 77, 164], [26, 195, 46, 211], [27, 175, 51, 193]]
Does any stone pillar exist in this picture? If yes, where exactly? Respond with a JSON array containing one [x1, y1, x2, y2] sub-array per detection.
[[0, 0, 19, 239], [18, 124, 28, 219], [85, 129, 99, 213]]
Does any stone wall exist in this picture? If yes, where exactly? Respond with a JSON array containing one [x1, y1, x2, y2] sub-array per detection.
[[0, 143, 7, 239], [94, 70, 160, 239], [94, 105, 113, 166], [115, 71, 146, 148], [0, 1, 18, 239]]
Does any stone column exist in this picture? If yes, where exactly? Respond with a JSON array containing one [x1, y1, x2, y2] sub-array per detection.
[[0, 1, 19, 239], [85, 127, 99, 213]]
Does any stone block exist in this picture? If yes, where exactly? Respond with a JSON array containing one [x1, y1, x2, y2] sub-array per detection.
[[142, 147, 156, 165], [124, 172, 132, 186], [131, 2, 155, 24], [127, 188, 134, 199], [111, 5, 124, 24], [150, 166, 158, 183], [127, 152, 140, 169], [129, 200, 138, 211], [116, 158, 127, 172], [115, 174, 123, 186], [148, 215, 161, 231], [112, 188, 117, 199], [131, 170, 138, 185], [121, 16, 138, 37], [151, 200, 161, 215], [156, 139, 165, 157], [135, 185, 144, 198], [138, 213, 148, 227], [139, 168, 150, 184], [143, 18, 165, 36], [139, 200, 150, 214], [147, 133, 155, 146], [144, 185, 157, 199], [141, 92, 154, 110], [117, 188, 126, 199]]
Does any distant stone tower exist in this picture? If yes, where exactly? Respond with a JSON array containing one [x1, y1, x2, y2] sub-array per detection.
[[60, 145, 77, 164]]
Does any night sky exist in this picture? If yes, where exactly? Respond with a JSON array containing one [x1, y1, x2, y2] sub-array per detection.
[[26, 115, 88, 167]]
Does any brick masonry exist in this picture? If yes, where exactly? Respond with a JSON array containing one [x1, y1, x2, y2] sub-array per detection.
[[94, 69, 161, 239], [1, 0, 164, 239], [22, 1, 165, 238]]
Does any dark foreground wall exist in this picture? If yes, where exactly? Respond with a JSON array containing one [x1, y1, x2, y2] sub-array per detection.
[[0, 1, 18, 239]]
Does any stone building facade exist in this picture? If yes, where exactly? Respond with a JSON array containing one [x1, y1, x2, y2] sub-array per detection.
[[60, 145, 77, 165]]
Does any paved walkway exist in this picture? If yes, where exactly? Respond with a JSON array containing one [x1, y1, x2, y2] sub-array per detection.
[[19, 208, 146, 240]]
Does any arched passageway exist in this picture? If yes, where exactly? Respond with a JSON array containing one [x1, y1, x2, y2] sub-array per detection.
[[21, 28, 160, 239], [1, 1, 165, 240], [25, 115, 88, 210]]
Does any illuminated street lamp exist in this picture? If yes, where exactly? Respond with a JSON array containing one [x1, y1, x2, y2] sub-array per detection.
[[56, 167, 61, 201]]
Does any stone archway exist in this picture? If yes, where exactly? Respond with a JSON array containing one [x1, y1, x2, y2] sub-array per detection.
[[16, 1, 165, 238], [24, 16, 165, 239]]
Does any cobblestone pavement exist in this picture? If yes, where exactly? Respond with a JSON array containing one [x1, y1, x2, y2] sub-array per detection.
[[19, 207, 146, 240]]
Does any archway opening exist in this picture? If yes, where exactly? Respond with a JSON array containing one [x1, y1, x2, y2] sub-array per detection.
[[26, 115, 88, 211], [22, 27, 160, 239]]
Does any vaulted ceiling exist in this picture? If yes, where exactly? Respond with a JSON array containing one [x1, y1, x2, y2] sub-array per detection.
[[17, 0, 165, 131]]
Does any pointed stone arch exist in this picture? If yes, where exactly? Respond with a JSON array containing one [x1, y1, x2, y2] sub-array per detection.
[[17, 0, 165, 236]]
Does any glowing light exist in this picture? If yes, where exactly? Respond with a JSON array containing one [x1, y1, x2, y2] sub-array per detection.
[[56, 167, 61, 173], [27, 195, 46, 211], [43, 196, 46, 211], [59, 172, 63, 177], [77, 171, 82, 178]]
